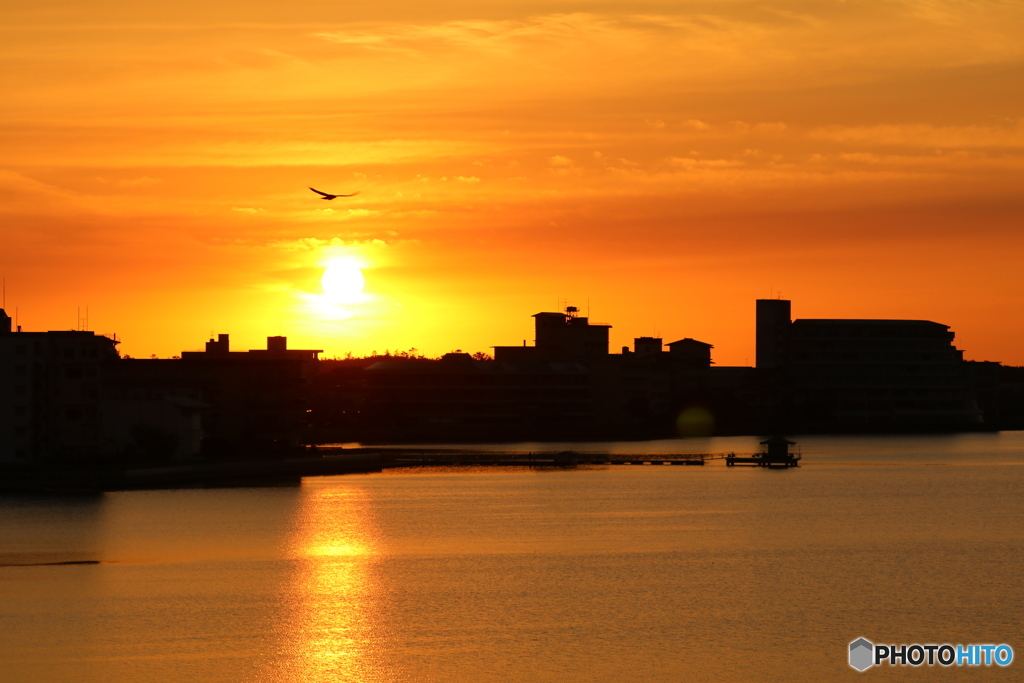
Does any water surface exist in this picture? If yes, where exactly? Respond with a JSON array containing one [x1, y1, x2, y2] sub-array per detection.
[[2, 433, 1023, 681]]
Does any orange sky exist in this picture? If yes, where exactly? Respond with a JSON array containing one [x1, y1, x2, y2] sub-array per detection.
[[3, 0, 1024, 364]]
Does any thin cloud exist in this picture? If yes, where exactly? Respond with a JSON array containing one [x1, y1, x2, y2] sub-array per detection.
[[810, 121, 1024, 149], [666, 157, 745, 169]]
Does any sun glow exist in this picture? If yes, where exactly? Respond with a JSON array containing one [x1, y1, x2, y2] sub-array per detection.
[[321, 259, 366, 304], [296, 253, 374, 326]]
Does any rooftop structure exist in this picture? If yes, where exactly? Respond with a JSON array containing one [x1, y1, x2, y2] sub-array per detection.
[[181, 334, 322, 361], [494, 306, 611, 363]]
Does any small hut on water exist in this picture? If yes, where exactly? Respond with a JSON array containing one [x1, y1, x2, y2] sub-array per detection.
[[726, 436, 801, 468]]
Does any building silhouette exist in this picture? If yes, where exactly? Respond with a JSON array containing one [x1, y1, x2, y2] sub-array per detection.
[[364, 307, 721, 441], [4, 296, 1023, 462], [177, 334, 322, 456], [182, 333, 321, 362], [494, 306, 612, 362], [1, 322, 324, 464], [967, 361, 1024, 430], [755, 299, 791, 370], [756, 299, 983, 430], [0, 309, 120, 463], [101, 359, 206, 462], [362, 352, 593, 442]]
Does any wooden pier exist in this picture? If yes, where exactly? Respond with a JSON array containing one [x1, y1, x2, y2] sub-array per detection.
[[312, 440, 802, 471], [317, 448, 733, 468]]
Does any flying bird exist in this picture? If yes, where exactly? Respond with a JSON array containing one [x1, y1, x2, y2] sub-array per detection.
[[309, 187, 360, 200]]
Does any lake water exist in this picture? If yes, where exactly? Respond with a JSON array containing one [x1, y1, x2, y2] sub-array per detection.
[[2, 433, 1024, 681]]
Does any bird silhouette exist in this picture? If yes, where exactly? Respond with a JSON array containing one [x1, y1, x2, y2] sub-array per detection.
[[310, 187, 360, 200]]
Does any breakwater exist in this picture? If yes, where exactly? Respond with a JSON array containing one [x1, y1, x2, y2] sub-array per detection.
[[0, 452, 383, 494]]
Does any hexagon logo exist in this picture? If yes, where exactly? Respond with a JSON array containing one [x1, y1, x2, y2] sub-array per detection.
[[849, 638, 874, 671]]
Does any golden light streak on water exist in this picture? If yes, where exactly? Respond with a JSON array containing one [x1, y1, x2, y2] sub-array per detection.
[[264, 483, 387, 683]]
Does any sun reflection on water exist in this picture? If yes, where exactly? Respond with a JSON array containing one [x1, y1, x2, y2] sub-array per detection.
[[265, 483, 387, 682]]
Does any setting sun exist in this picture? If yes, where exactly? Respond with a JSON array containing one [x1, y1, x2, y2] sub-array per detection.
[[321, 259, 366, 304]]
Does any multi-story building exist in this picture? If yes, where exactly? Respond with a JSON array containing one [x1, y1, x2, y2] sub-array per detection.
[[0, 309, 120, 463], [494, 306, 611, 362], [755, 299, 982, 430], [489, 308, 724, 437], [1, 317, 325, 463], [178, 334, 322, 456]]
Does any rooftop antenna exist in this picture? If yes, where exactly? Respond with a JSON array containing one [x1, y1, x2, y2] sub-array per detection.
[[2, 276, 5, 308]]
